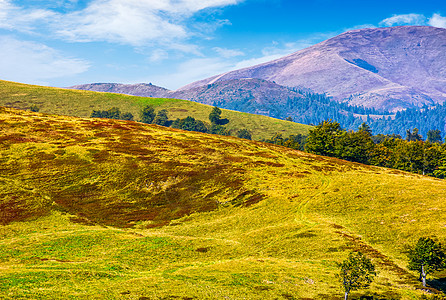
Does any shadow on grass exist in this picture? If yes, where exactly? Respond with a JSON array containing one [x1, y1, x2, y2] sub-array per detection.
[[429, 277, 446, 294]]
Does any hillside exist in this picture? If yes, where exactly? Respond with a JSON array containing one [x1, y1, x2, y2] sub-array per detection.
[[1, 106, 445, 299], [0, 80, 311, 140], [69, 78, 384, 132], [181, 26, 446, 112]]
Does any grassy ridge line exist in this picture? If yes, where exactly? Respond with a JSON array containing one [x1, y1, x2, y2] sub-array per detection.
[[0, 79, 311, 140], [1, 107, 445, 299]]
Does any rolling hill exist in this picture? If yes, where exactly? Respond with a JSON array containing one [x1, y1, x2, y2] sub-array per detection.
[[1, 106, 445, 299], [181, 26, 446, 112], [0, 80, 311, 140]]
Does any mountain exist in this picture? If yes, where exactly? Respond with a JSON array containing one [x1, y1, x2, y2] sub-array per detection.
[[170, 78, 304, 115], [181, 26, 446, 112], [1, 106, 445, 298], [68, 82, 169, 98]]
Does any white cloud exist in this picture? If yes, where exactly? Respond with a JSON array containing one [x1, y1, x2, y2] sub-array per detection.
[[54, 0, 243, 46], [148, 49, 169, 62], [0, 0, 56, 32], [0, 36, 90, 85], [0, 0, 244, 62], [213, 47, 244, 58], [379, 13, 446, 29], [429, 13, 446, 28], [379, 13, 427, 27]]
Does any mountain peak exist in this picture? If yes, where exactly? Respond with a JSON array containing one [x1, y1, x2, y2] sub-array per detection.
[[180, 26, 446, 111]]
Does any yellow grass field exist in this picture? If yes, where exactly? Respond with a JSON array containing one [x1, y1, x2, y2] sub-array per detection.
[[0, 107, 445, 299]]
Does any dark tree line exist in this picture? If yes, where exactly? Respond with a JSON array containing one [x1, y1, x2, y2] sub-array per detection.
[[93, 105, 253, 140], [91, 107, 134, 121], [263, 120, 446, 179], [368, 103, 446, 139]]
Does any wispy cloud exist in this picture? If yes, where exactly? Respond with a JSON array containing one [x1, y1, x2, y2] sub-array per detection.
[[379, 13, 446, 28], [0, 35, 90, 85], [0, 0, 56, 33], [213, 47, 244, 58], [379, 13, 427, 27], [429, 13, 446, 28]]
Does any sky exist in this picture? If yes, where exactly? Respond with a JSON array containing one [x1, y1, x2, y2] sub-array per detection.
[[0, 0, 445, 90]]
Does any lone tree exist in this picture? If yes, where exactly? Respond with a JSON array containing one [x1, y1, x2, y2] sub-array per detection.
[[338, 251, 376, 300], [209, 106, 229, 125], [236, 128, 252, 140], [209, 106, 222, 124], [408, 237, 446, 287], [29, 104, 40, 112], [153, 109, 169, 126], [141, 105, 156, 124]]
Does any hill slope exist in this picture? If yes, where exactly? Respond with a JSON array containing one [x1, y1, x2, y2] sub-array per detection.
[[1, 107, 445, 299], [181, 26, 446, 112], [0, 80, 311, 140]]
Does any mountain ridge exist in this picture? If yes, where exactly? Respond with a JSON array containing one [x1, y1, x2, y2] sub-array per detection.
[[180, 26, 446, 111]]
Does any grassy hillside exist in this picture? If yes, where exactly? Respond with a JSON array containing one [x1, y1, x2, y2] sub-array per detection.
[[1, 107, 446, 299], [0, 80, 311, 140]]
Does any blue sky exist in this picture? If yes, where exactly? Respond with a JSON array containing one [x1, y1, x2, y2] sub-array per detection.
[[0, 0, 445, 89]]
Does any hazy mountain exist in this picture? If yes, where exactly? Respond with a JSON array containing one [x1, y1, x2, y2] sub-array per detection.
[[180, 26, 446, 112], [69, 82, 169, 98]]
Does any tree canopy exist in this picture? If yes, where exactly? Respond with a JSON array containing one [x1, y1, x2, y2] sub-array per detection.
[[407, 237, 446, 287], [91, 107, 133, 121], [305, 120, 343, 157], [141, 105, 156, 124], [338, 251, 376, 300], [153, 109, 169, 126], [209, 106, 229, 125]]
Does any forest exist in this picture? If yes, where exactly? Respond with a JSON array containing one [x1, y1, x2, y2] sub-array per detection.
[[263, 120, 446, 179]]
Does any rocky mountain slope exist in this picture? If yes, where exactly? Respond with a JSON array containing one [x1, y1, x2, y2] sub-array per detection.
[[181, 26, 446, 112], [170, 78, 304, 115]]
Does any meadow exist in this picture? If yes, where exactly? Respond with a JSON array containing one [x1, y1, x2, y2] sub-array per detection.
[[0, 80, 311, 140], [1, 106, 445, 299]]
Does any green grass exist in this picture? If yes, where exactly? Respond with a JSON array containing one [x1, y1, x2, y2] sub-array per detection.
[[1, 107, 445, 299], [0, 80, 311, 140]]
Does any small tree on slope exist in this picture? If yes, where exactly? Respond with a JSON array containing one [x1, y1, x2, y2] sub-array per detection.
[[408, 237, 446, 287], [338, 251, 376, 300]]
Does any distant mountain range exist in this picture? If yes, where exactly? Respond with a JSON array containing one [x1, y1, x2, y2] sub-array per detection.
[[69, 26, 446, 137], [69, 82, 169, 98]]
